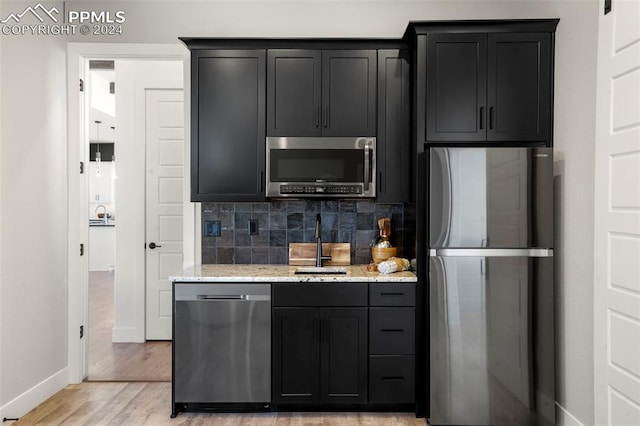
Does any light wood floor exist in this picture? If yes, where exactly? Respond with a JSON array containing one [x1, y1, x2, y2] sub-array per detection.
[[88, 271, 171, 381], [14, 382, 426, 425]]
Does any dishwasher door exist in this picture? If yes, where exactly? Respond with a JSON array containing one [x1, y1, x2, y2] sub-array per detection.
[[174, 283, 271, 404]]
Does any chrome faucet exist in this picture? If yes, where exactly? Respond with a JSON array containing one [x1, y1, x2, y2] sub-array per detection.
[[95, 204, 107, 223], [315, 213, 332, 267]]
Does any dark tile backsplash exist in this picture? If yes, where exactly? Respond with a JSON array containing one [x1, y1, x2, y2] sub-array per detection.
[[201, 200, 415, 265]]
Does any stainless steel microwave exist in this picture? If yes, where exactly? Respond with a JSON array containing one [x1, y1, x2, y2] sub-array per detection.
[[266, 137, 376, 198]]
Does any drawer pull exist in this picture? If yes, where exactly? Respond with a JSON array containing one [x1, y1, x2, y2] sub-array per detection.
[[381, 328, 404, 333], [381, 376, 405, 381], [380, 292, 404, 296]]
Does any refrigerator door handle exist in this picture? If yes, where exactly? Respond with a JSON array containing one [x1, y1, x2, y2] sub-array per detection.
[[429, 248, 553, 257]]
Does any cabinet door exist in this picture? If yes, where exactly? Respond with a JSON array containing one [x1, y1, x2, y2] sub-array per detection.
[[426, 34, 487, 142], [192, 50, 265, 201], [487, 33, 551, 142], [320, 308, 368, 403], [272, 308, 320, 404], [377, 50, 411, 203], [322, 50, 376, 136], [267, 50, 322, 136]]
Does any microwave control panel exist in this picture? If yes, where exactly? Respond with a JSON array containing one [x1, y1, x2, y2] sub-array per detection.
[[280, 184, 362, 195]]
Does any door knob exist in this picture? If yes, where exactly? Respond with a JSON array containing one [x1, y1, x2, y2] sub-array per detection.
[[148, 242, 162, 249]]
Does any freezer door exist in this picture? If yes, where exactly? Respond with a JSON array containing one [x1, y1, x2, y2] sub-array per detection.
[[429, 147, 553, 248], [429, 255, 554, 426]]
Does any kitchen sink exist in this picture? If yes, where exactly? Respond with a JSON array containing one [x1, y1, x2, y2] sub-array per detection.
[[294, 266, 348, 275]]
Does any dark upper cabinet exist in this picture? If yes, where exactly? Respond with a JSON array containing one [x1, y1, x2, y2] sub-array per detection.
[[267, 50, 322, 136], [426, 34, 487, 142], [377, 49, 411, 203], [425, 32, 551, 143], [267, 49, 376, 136], [191, 49, 266, 201], [487, 33, 551, 142]]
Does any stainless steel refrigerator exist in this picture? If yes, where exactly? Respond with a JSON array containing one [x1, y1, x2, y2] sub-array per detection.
[[428, 147, 555, 426]]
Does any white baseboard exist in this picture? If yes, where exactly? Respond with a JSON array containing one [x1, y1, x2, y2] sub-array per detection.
[[111, 326, 143, 343], [0, 367, 68, 421], [557, 403, 586, 426]]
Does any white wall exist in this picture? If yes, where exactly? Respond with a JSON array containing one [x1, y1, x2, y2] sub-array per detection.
[[0, 1, 599, 423], [0, 3, 70, 417], [112, 59, 183, 342]]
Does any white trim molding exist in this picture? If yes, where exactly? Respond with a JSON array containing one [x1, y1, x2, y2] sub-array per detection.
[[67, 42, 191, 384], [0, 368, 69, 420]]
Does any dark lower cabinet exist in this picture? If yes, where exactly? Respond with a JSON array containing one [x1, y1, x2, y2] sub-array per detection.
[[369, 355, 415, 403], [272, 308, 319, 404], [190, 49, 266, 201], [272, 307, 368, 404], [368, 283, 416, 404]]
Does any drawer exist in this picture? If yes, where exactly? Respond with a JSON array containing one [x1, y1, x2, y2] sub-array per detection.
[[369, 355, 415, 403], [369, 307, 415, 355], [272, 282, 368, 307], [369, 283, 415, 306]]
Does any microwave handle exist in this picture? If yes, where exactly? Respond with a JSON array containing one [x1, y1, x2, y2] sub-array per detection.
[[364, 141, 371, 191]]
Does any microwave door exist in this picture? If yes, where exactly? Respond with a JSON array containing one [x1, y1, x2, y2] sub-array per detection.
[[266, 137, 375, 197]]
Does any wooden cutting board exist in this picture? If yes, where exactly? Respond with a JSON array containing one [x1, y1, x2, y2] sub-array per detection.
[[288, 243, 351, 266]]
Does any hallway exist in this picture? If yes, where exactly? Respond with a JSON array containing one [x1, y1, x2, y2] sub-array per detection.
[[88, 271, 171, 381]]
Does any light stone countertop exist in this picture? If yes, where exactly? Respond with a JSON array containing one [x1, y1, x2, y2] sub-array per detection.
[[171, 264, 417, 283]]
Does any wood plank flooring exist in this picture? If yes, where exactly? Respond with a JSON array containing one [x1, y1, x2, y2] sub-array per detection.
[[88, 272, 171, 381], [14, 382, 426, 425]]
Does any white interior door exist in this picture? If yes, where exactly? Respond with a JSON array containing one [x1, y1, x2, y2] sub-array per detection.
[[594, 1, 640, 425], [145, 89, 184, 340]]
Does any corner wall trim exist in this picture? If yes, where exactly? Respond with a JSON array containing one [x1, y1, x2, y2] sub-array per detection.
[[0, 367, 68, 420], [556, 403, 586, 426]]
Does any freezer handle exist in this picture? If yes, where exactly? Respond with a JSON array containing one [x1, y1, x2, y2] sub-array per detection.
[[429, 248, 553, 257]]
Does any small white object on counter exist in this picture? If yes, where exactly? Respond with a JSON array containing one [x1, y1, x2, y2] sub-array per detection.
[[377, 257, 411, 274]]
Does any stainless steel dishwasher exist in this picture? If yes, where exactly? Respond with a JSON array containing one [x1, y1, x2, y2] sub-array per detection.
[[172, 283, 271, 415]]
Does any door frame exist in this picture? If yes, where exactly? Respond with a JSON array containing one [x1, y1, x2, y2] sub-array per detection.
[[67, 43, 193, 383]]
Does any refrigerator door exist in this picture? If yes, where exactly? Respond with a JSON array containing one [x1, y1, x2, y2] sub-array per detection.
[[429, 147, 553, 249], [429, 254, 554, 426]]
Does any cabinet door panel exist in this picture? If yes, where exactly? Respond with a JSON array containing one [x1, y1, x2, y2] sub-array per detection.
[[320, 308, 368, 403], [272, 308, 320, 404], [377, 50, 411, 203], [487, 33, 551, 142], [426, 34, 487, 142], [194, 50, 265, 201], [267, 50, 321, 136], [369, 355, 415, 403], [322, 50, 376, 136], [369, 307, 415, 355]]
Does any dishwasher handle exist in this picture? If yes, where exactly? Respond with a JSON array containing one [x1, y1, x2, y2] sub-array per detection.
[[194, 294, 271, 302], [198, 294, 247, 300]]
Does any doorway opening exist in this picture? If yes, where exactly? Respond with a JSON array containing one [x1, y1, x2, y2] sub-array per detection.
[[80, 54, 185, 382]]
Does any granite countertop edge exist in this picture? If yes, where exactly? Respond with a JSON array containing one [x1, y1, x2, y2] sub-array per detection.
[[171, 264, 417, 283]]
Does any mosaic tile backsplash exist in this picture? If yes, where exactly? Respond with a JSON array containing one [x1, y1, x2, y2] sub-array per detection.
[[201, 200, 415, 265]]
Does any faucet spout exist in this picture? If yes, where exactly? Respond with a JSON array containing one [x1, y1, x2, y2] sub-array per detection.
[[315, 214, 322, 267], [315, 214, 332, 267]]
